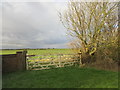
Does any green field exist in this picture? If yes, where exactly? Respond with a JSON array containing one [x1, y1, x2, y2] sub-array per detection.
[[1, 49, 119, 88], [0, 49, 75, 55], [2, 66, 118, 88]]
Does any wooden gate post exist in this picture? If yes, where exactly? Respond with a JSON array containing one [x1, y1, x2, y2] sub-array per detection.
[[16, 50, 27, 71], [78, 50, 82, 67], [23, 50, 27, 70]]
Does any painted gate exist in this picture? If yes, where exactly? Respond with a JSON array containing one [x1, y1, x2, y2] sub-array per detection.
[[26, 54, 80, 70]]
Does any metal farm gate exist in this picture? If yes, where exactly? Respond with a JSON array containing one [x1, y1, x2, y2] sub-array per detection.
[[26, 54, 80, 70]]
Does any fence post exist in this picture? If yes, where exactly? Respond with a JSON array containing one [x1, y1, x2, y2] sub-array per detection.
[[16, 50, 27, 71], [78, 50, 82, 67], [23, 50, 27, 70], [16, 51, 23, 70]]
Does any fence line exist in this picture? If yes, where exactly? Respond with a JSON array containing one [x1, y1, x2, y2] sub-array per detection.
[[27, 54, 78, 57]]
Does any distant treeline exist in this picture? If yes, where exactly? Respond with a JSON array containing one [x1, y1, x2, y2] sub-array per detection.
[[0, 48, 69, 50]]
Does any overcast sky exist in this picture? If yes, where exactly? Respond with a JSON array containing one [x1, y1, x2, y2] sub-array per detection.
[[1, 1, 73, 49]]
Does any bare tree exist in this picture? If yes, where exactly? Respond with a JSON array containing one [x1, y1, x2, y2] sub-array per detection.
[[60, 1, 118, 57]]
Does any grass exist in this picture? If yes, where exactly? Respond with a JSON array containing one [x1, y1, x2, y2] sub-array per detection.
[[0, 49, 74, 55], [2, 66, 118, 88], [1, 49, 119, 88]]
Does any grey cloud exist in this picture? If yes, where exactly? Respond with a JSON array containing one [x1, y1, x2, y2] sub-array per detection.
[[2, 2, 69, 49]]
